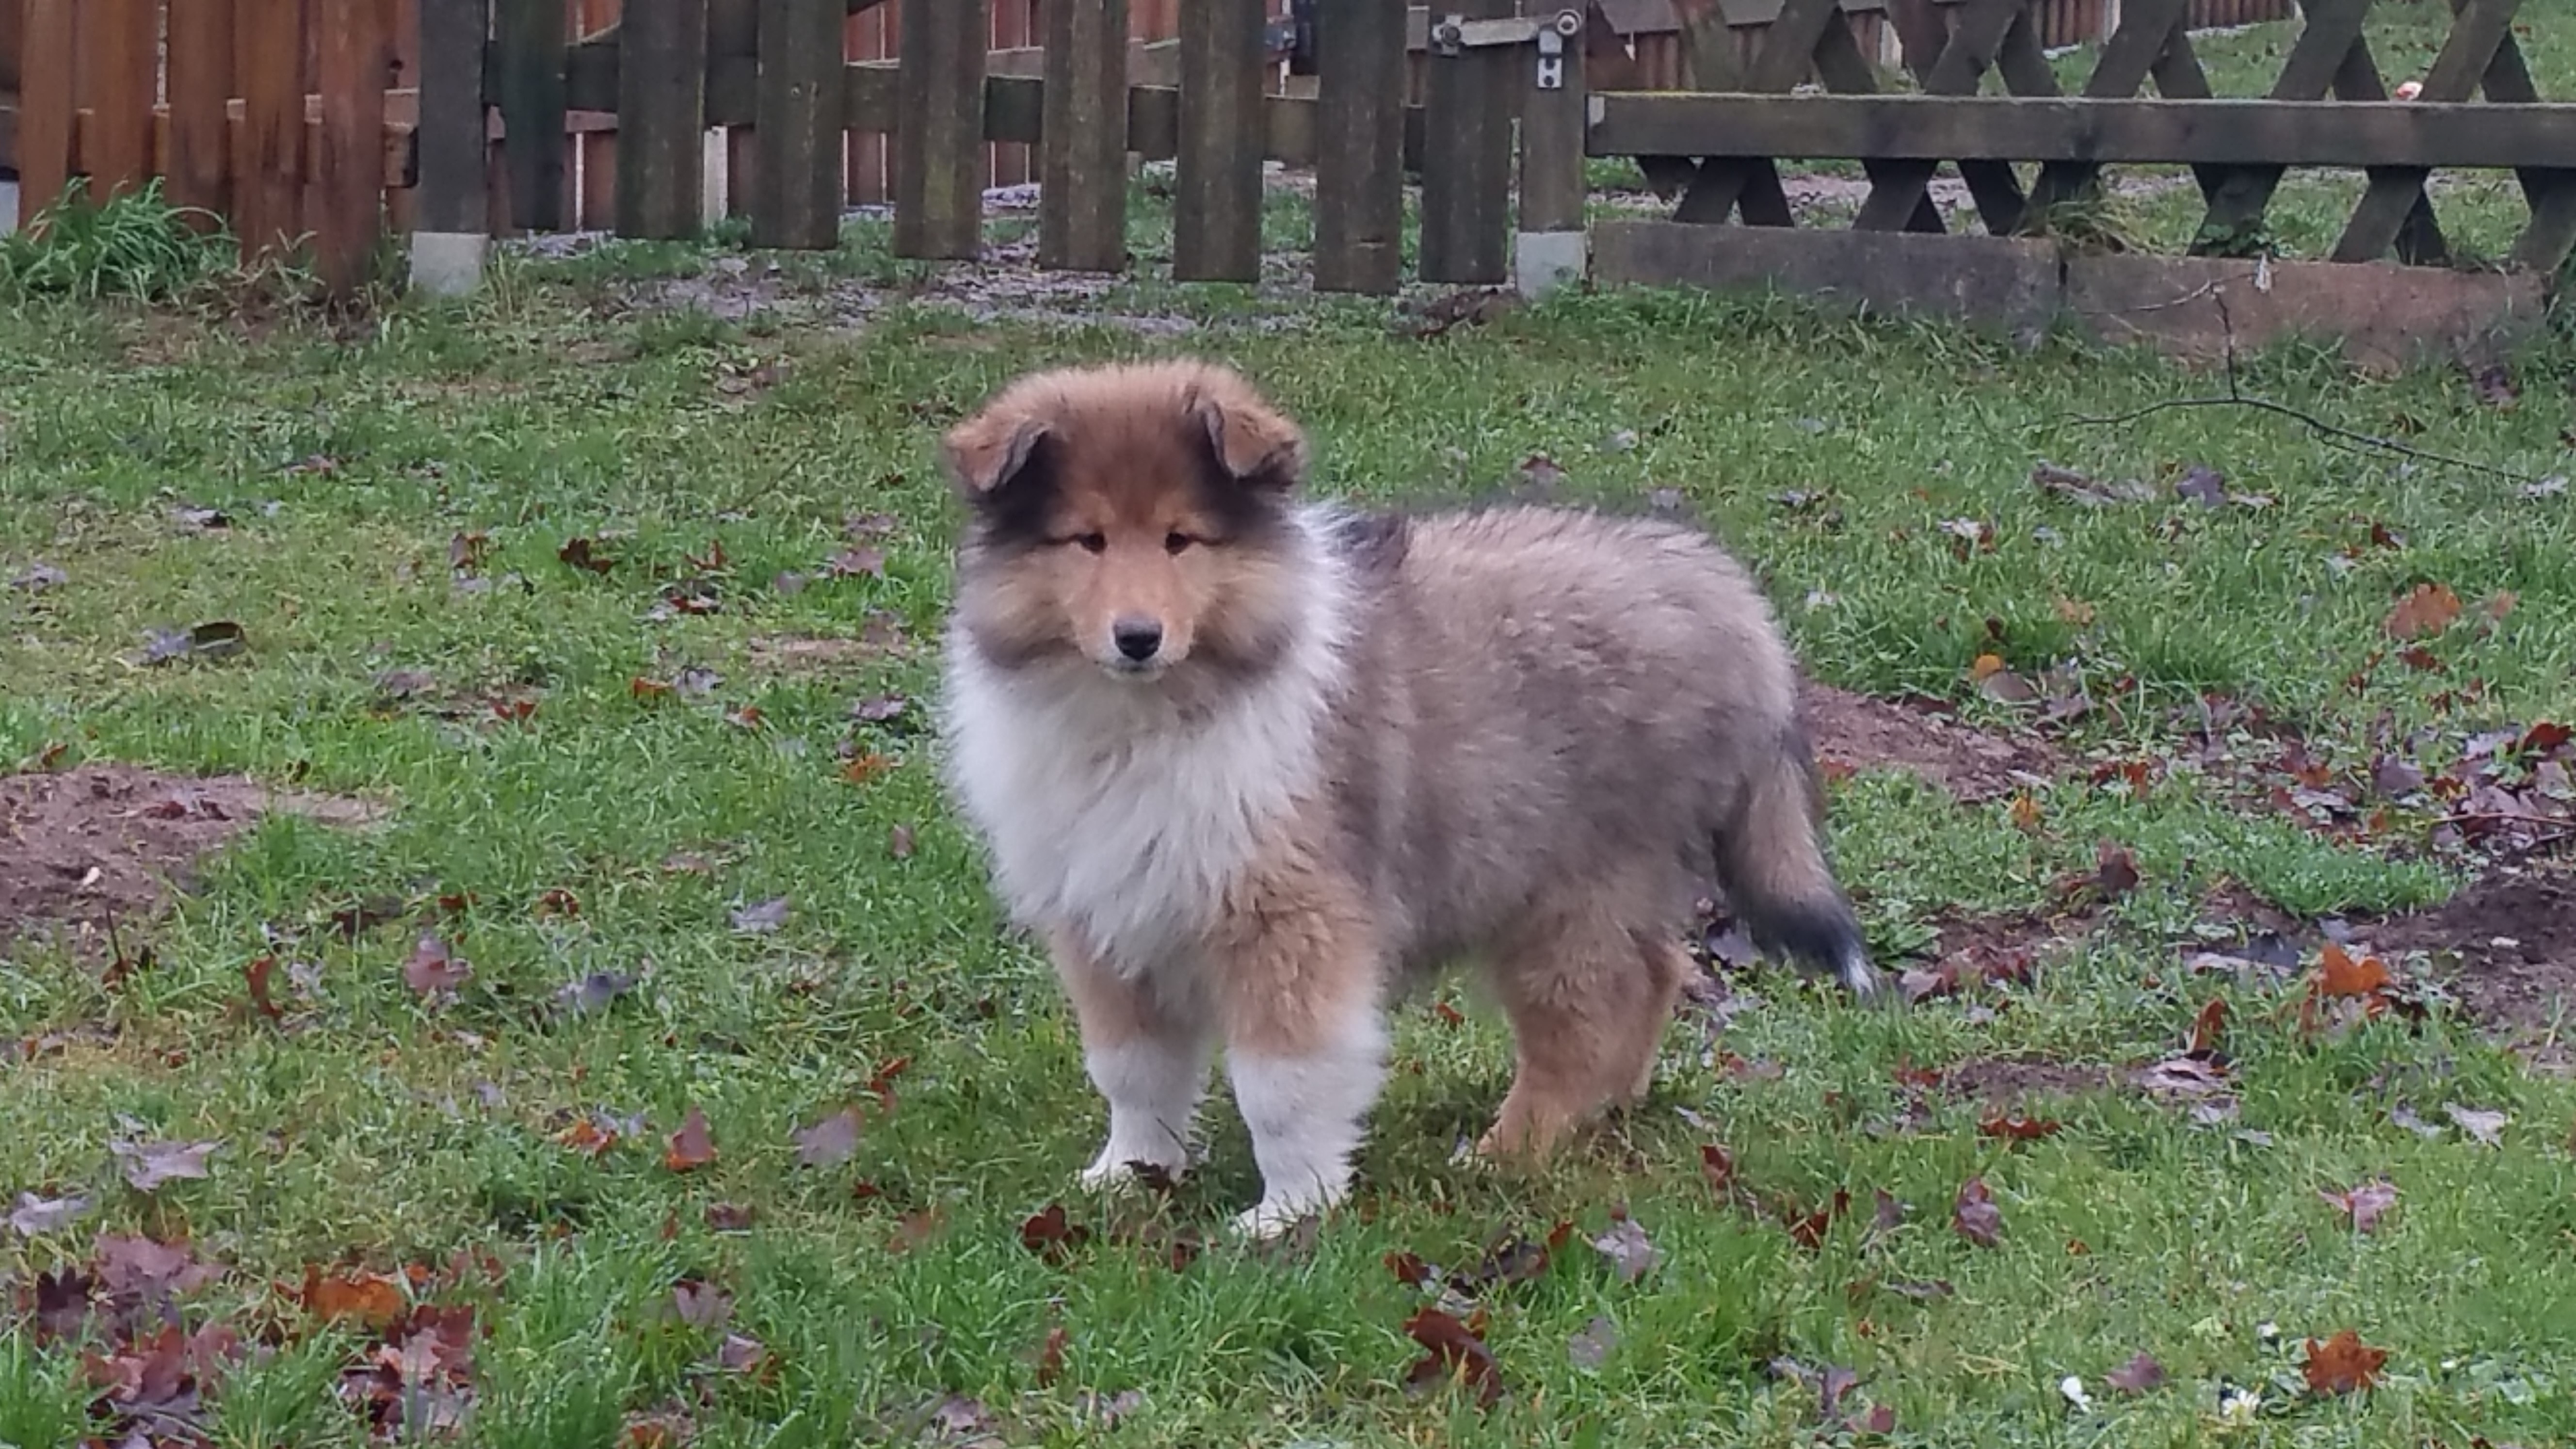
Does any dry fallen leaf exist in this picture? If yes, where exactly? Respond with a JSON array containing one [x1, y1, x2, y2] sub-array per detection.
[[2087, 840, 2142, 901], [1970, 653, 2040, 704], [1402, 1306, 1507, 1408], [886, 1207, 943, 1254], [2316, 943, 2393, 999], [2318, 1179, 2398, 1234], [1699, 1143, 1737, 1197], [840, 753, 897, 786], [1033, 1323, 1070, 1387], [670, 1278, 735, 1330], [2136, 1051, 2230, 1098], [663, 1107, 717, 1173], [2173, 464, 2228, 509], [826, 547, 886, 579], [2470, 362, 2521, 410], [300, 1266, 407, 1333], [554, 970, 638, 1018], [2030, 462, 2152, 507], [110, 1139, 219, 1193], [559, 537, 618, 574], [1952, 1177, 2003, 1247], [2302, 1328, 2388, 1395], [138, 620, 248, 667], [1590, 1214, 1661, 1284], [1516, 453, 1569, 494], [1019, 1202, 1092, 1265], [2188, 997, 2229, 1054], [2444, 1103, 2507, 1146], [1978, 1112, 2064, 1143], [402, 933, 472, 997], [791, 1107, 864, 1168], [2384, 581, 2463, 640], [1567, 1314, 1619, 1370], [7, 1191, 92, 1238], [243, 955, 285, 1022], [1785, 1188, 1853, 1252], [2104, 1350, 2166, 1394]]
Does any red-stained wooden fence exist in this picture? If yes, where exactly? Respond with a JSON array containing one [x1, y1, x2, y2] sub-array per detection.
[[1, 0, 421, 294]]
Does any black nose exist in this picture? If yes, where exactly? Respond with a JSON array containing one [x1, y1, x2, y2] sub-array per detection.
[[1112, 619, 1163, 662]]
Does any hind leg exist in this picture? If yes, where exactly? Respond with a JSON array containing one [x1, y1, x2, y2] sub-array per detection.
[[1624, 935, 1693, 1102], [1477, 895, 1687, 1159]]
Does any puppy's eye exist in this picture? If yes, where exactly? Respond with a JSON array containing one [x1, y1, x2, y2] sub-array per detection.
[[1164, 532, 1195, 555], [1074, 532, 1107, 554]]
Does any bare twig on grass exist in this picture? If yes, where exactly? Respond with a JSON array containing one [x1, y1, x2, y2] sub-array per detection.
[[2053, 294, 2543, 487]]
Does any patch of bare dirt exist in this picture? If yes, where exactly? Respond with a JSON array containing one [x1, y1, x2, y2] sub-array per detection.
[[1800, 679, 2064, 804], [744, 620, 911, 670], [0, 765, 383, 951], [1935, 1055, 2117, 1109], [2341, 866, 2576, 1038]]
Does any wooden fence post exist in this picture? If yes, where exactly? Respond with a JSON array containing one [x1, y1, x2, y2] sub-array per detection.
[[168, 0, 238, 226], [236, 0, 307, 259], [755, 0, 846, 248], [18, 0, 77, 225], [621, 0, 712, 238], [496, 0, 569, 232], [1311, 0, 1405, 293], [414, 0, 492, 292], [894, 0, 987, 259], [1173, 0, 1265, 282], [316, 0, 395, 294], [89, 0, 160, 204], [1419, 0, 1517, 284], [1039, 0, 1130, 273], [1515, 5, 1585, 297]]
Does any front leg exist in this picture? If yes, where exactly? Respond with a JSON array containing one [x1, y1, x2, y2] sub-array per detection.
[[1212, 858, 1390, 1240], [1049, 930, 1212, 1191]]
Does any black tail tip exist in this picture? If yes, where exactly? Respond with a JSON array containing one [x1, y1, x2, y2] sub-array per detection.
[[1744, 898, 1883, 999]]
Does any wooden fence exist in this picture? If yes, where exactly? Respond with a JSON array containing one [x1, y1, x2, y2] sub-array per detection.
[[486, 0, 2303, 233], [1583, 0, 2576, 273], [1, 0, 420, 292], [4, 0, 2493, 306]]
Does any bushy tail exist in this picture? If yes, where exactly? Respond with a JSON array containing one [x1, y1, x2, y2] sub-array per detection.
[[1711, 728, 1882, 998]]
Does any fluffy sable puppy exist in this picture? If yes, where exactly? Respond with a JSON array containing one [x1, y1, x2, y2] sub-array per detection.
[[935, 358, 1879, 1238]]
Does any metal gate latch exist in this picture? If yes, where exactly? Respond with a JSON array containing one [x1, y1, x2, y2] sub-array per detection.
[[1431, 9, 1583, 63]]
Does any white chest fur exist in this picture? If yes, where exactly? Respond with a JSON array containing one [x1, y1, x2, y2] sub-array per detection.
[[937, 526, 1351, 972]]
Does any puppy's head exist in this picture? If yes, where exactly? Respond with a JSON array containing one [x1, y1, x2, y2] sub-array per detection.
[[942, 360, 1311, 683]]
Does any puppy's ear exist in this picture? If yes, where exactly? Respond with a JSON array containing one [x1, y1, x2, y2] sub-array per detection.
[[942, 403, 1048, 499], [1188, 374, 1307, 490]]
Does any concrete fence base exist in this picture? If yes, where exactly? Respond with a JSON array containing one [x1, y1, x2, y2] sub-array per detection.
[[1590, 218, 2548, 373]]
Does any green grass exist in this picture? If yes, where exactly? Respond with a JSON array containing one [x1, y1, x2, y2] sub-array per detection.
[[5, 208, 2576, 1448], [0, 180, 249, 304]]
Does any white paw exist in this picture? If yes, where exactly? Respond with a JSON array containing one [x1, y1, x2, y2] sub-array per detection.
[[1229, 1197, 1323, 1242], [1839, 951, 1888, 1001], [1077, 1148, 1184, 1193]]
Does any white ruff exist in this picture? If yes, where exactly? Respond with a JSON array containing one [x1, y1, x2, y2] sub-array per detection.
[[938, 507, 1352, 973]]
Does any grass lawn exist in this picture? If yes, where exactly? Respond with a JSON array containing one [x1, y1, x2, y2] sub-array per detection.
[[5, 192, 2576, 1448]]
